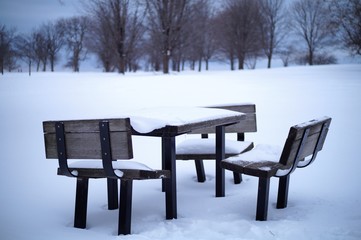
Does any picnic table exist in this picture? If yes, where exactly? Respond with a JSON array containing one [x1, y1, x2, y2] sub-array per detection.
[[127, 107, 245, 219]]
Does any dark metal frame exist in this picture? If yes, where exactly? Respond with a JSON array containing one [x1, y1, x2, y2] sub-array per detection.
[[55, 122, 75, 177]]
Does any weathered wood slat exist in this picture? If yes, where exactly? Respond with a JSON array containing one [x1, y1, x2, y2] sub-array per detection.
[[43, 118, 130, 133], [190, 104, 257, 134], [132, 115, 245, 137], [44, 131, 133, 159], [43, 118, 133, 160], [220, 159, 282, 178], [280, 117, 331, 167], [293, 117, 330, 140], [176, 142, 254, 160], [59, 168, 171, 180]]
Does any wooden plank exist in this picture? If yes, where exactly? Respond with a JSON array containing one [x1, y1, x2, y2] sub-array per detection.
[[189, 104, 257, 134], [279, 117, 331, 167], [132, 115, 245, 137], [221, 159, 283, 178], [43, 118, 133, 160], [176, 142, 254, 160], [209, 104, 256, 113], [176, 152, 248, 160], [58, 168, 171, 180], [43, 118, 131, 133], [190, 114, 256, 134], [45, 131, 132, 159], [293, 117, 331, 140]]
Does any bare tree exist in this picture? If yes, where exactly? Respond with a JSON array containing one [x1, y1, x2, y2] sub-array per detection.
[[85, 1, 117, 72], [183, 0, 215, 72], [330, 0, 361, 56], [31, 30, 48, 72], [291, 0, 335, 65], [278, 44, 296, 67], [124, 3, 147, 72], [107, 0, 128, 73], [0, 25, 17, 75], [14, 34, 36, 75], [41, 21, 64, 72], [203, 14, 218, 71], [146, 0, 190, 74], [258, 0, 287, 68], [222, 0, 263, 70], [213, 9, 236, 70], [59, 16, 88, 72], [85, 0, 146, 73]]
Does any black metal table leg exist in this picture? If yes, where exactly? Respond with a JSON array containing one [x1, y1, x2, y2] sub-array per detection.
[[162, 136, 177, 219], [215, 125, 225, 197]]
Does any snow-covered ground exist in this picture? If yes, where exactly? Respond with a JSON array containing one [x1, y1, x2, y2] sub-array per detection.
[[1, 64, 360, 240]]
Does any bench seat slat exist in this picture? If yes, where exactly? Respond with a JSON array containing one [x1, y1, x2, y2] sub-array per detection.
[[61, 160, 171, 180], [59, 168, 170, 180], [176, 139, 253, 160], [222, 160, 285, 178]]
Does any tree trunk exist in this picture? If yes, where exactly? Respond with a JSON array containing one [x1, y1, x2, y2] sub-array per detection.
[[42, 60, 47, 72], [163, 53, 169, 74], [0, 59, 3, 75], [230, 58, 235, 71], [267, 56, 272, 69], [238, 57, 244, 70], [28, 60, 32, 76], [50, 55, 55, 72], [308, 49, 313, 65]]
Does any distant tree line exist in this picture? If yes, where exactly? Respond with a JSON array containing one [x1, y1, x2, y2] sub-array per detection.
[[1, 0, 360, 75]]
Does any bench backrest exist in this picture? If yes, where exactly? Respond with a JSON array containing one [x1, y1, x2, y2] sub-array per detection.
[[189, 104, 257, 137], [43, 118, 133, 160], [279, 117, 331, 174]]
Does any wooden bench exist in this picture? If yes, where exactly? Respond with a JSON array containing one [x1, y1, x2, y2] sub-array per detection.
[[221, 117, 332, 221], [43, 118, 170, 235], [176, 104, 257, 184]]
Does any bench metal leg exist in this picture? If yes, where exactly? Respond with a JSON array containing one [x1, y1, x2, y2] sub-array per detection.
[[194, 160, 206, 182], [74, 177, 89, 229], [233, 172, 242, 184], [118, 180, 133, 235], [162, 151, 165, 192], [256, 177, 270, 221], [276, 175, 290, 209], [234, 133, 245, 184], [215, 125, 225, 197], [107, 178, 118, 210]]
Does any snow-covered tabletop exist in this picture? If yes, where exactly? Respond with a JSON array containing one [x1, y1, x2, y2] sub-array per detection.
[[126, 106, 244, 134]]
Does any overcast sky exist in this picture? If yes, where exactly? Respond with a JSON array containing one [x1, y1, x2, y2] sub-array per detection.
[[0, 0, 83, 33], [1, 0, 297, 34]]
